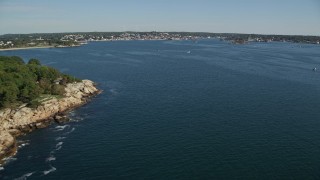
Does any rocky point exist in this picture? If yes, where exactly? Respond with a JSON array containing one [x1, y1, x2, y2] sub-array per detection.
[[0, 80, 100, 165]]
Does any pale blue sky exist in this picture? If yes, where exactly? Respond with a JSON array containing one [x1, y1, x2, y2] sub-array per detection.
[[0, 0, 319, 35]]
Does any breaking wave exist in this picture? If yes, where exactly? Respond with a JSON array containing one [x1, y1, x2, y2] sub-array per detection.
[[46, 155, 56, 162], [53, 125, 70, 131], [63, 127, 75, 135], [55, 137, 66, 141], [43, 166, 56, 175], [13, 172, 35, 180], [56, 142, 63, 148], [18, 143, 30, 149], [3, 157, 17, 164]]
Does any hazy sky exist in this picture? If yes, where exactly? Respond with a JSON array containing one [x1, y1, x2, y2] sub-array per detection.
[[0, 0, 319, 35]]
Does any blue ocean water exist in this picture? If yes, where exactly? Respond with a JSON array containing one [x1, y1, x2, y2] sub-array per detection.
[[1, 40, 320, 179]]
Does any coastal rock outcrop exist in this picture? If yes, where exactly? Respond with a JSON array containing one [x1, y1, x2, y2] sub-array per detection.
[[0, 80, 100, 164]]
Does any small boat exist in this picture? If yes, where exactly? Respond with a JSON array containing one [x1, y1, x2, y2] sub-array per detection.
[[187, 51, 191, 54], [313, 68, 317, 71]]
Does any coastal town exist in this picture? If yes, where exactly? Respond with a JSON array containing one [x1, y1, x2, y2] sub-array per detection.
[[0, 32, 319, 50], [60, 32, 201, 41]]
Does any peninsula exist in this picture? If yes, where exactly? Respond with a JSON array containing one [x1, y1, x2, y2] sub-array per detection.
[[0, 56, 101, 165]]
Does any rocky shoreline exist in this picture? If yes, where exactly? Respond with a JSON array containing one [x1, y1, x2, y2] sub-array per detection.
[[0, 80, 101, 165]]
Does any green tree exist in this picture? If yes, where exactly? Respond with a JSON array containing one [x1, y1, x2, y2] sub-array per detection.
[[28, 58, 41, 65], [0, 82, 19, 108]]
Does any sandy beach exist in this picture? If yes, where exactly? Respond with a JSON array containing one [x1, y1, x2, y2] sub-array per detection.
[[0, 46, 54, 51]]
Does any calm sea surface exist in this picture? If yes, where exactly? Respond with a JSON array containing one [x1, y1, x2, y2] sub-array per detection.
[[1, 40, 320, 179]]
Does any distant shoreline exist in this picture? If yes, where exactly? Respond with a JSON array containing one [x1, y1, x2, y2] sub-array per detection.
[[0, 46, 55, 51]]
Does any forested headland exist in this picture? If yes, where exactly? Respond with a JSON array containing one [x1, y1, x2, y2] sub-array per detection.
[[0, 56, 80, 109]]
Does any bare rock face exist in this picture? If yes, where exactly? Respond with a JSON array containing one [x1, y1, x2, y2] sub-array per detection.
[[0, 131, 15, 164], [0, 80, 100, 163], [0, 131, 14, 153]]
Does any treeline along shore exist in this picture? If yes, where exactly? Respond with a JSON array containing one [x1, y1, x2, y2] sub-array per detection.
[[0, 56, 101, 165]]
